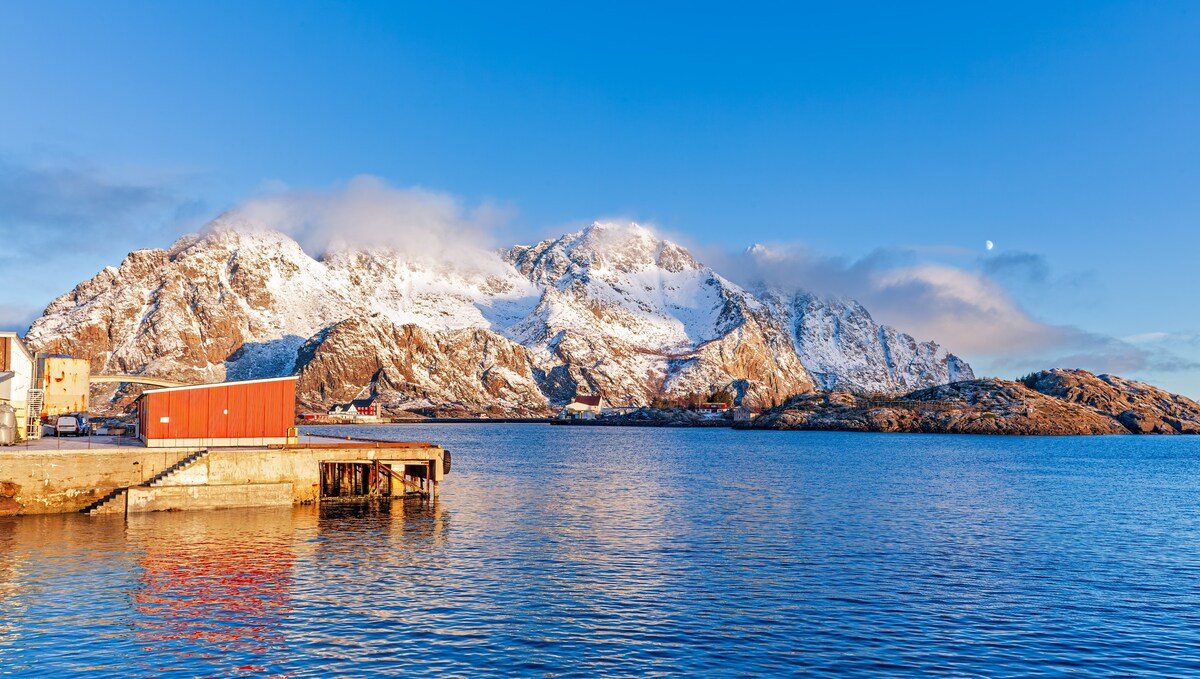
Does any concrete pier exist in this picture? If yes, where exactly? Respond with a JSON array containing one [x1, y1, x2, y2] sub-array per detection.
[[0, 435, 448, 516]]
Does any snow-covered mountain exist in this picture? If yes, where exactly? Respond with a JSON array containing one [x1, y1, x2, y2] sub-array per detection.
[[24, 217, 973, 413], [767, 292, 973, 393]]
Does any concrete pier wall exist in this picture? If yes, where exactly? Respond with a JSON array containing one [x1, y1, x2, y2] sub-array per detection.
[[127, 483, 294, 513], [0, 441, 446, 515], [0, 447, 201, 515]]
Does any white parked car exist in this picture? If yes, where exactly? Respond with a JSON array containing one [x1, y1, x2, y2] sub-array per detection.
[[55, 416, 81, 437]]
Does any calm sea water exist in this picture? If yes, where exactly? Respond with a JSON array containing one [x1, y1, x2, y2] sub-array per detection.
[[3, 425, 1200, 677]]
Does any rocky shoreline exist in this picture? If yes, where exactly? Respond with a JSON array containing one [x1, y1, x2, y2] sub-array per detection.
[[554, 408, 737, 428], [740, 369, 1200, 436], [329, 369, 1200, 437]]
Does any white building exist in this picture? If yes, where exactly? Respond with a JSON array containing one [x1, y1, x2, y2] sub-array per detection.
[[0, 332, 37, 440], [560, 394, 604, 420]]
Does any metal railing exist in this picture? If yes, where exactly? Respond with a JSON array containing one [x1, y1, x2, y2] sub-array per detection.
[[24, 389, 43, 440]]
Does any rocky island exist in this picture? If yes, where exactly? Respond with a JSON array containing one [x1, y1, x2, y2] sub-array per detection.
[[743, 369, 1200, 435]]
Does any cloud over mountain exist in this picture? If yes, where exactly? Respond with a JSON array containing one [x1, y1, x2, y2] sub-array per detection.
[[232, 176, 512, 272], [705, 240, 1197, 382]]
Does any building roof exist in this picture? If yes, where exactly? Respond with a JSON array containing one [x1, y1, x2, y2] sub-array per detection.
[[351, 397, 375, 408], [142, 375, 298, 394], [572, 394, 602, 407]]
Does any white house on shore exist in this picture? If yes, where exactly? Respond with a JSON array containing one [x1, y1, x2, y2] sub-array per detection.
[[560, 394, 604, 420]]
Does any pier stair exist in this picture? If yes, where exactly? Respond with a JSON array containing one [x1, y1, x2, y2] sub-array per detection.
[[81, 450, 211, 516], [144, 450, 210, 487], [82, 488, 129, 515]]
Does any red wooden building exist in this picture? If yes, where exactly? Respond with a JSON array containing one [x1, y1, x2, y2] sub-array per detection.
[[137, 376, 298, 448], [351, 397, 377, 417]]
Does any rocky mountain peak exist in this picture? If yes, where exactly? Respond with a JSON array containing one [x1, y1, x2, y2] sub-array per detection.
[[570, 221, 700, 274], [162, 216, 317, 286], [25, 218, 977, 414], [508, 221, 701, 286]]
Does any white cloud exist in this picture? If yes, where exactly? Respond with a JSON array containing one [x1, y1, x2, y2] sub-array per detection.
[[231, 176, 514, 273], [711, 243, 1066, 355], [866, 264, 1068, 355], [709, 242, 1198, 379]]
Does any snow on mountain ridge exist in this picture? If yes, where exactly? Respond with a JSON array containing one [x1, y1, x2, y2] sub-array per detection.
[[767, 291, 973, 393], [26, 219, 973, 411], [506, 222, 733, 352]]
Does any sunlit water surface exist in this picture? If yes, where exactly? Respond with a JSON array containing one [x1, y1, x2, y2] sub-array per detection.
[[4, 425, 1200, 677]]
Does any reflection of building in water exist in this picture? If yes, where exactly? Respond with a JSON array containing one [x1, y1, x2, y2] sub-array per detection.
[[125, 511, 296, 670], [317, 497, 448, 557]]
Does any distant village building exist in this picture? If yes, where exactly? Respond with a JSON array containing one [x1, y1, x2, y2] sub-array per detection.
[[697, 402, 730, 413], [328, 396, 380, 420], [351, 397, 378, 417], [560, 394, 604, 420]]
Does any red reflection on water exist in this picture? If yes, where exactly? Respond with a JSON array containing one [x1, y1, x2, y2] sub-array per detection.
[[128, 517, 296, 673]]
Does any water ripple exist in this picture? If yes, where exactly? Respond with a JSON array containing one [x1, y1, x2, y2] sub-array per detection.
[[2, 426, 1200, 676]]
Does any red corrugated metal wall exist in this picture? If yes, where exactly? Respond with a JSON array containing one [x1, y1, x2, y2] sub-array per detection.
[[208, 387, 227, 439], [230, 384, 247, 437], [142, 379, 297, 441], [138, 397, 148, 438], [265, 380, 284, 434], [167, 390, 185, 439], [145, 392, 169, 439]]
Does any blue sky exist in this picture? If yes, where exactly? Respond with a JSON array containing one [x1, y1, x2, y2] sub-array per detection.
[[1, 1, 1198, 394]]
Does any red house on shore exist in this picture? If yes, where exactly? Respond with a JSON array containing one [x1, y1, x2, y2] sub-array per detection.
[[328, 396, 378, 419]]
